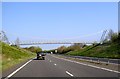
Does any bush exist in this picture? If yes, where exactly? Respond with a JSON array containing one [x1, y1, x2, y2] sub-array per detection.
[[24, 46, 42, 53]]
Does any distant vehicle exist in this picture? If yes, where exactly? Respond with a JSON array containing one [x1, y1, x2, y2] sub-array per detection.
[[36, 52, 46, 60]]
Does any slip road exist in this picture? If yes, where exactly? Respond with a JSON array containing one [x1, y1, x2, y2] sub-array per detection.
[[3, 54, 119, 78]]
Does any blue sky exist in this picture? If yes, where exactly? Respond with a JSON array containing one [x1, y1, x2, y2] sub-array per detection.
[[2, 2, 118, 50]]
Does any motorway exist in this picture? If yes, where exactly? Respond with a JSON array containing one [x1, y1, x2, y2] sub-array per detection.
[[3, 54, 119, 78]]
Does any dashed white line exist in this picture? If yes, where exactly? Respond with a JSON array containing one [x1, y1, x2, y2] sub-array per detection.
[[5, 59, 32, 79], [66, 71, 74, 77], [52, 55, 120, 74], [54, 64, 57, 66]]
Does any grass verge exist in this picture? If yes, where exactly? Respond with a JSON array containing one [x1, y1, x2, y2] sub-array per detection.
[[66, 43, 120, 59], [1, 42, 35, 72]]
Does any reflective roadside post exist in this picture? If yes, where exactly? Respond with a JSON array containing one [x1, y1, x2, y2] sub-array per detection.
[[51, 52, 53, 54], [55, 50, 57, 53]]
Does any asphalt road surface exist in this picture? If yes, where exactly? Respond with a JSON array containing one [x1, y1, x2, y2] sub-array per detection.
[[3, 54, 119, 78]]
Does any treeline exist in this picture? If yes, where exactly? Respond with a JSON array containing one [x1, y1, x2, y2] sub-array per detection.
[[24, 46, 42, 53], [64, 31, 120, 58], [43, 43, 85, 54], [56, 43, 85, 54], [43, 30, 119, 57], [21, 30, 119, 58], [103, 29, 119, 44]]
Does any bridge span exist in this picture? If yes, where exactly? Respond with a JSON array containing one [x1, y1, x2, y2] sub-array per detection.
[[10, 40, 98, 46]]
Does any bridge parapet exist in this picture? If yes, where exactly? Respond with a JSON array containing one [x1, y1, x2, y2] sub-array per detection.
[[10, 40, 99, 45]]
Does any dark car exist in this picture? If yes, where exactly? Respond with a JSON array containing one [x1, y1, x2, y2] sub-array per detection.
[[36, 53, 46, 60]]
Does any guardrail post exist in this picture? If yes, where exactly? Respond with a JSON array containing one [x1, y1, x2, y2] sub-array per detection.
[[91, 58, 93, 62], [107, 59, 109, 65], [98, 58, 100, 64]]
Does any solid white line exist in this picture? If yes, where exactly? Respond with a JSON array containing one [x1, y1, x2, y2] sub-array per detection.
[[5, 59, 32, 79], [66, 71, 74, 77], [52, 55, 120, 74]]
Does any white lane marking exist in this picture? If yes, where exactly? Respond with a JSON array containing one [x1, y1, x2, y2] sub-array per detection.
[[52, 55, 120, 74], [66, 71, 74, 77], [54, 64, 57, 66], [5, 60, 32, 78]]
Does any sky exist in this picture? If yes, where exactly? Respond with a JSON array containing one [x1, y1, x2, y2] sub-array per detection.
[[2, 2, 118, 50], [1, 0, 120, 2]]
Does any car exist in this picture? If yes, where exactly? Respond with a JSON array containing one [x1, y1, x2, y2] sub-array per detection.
[[36, 53, 45, 60]]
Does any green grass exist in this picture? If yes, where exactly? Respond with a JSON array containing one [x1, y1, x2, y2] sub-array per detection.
[[66, 43, 120, 59], [0, 42, 2, 72], [1, 42, 36, 71]]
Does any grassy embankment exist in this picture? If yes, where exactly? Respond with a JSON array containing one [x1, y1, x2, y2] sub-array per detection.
[[1, 42, 36, 71], [0, 42, 2, 72], [66, 43, 120, 59]]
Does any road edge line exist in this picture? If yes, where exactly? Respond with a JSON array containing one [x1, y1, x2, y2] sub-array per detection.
[[5, 59, 32, 79]]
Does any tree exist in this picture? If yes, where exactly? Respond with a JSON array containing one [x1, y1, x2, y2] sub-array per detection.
[[69, 43, 82, 51], [111, 33, 118, 43], [57, 46, 67, 54], [26, 46, 42, 53], [107, 29, 114, 41], [92, 41, 98, 46], [34, 46, 42, 53]]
